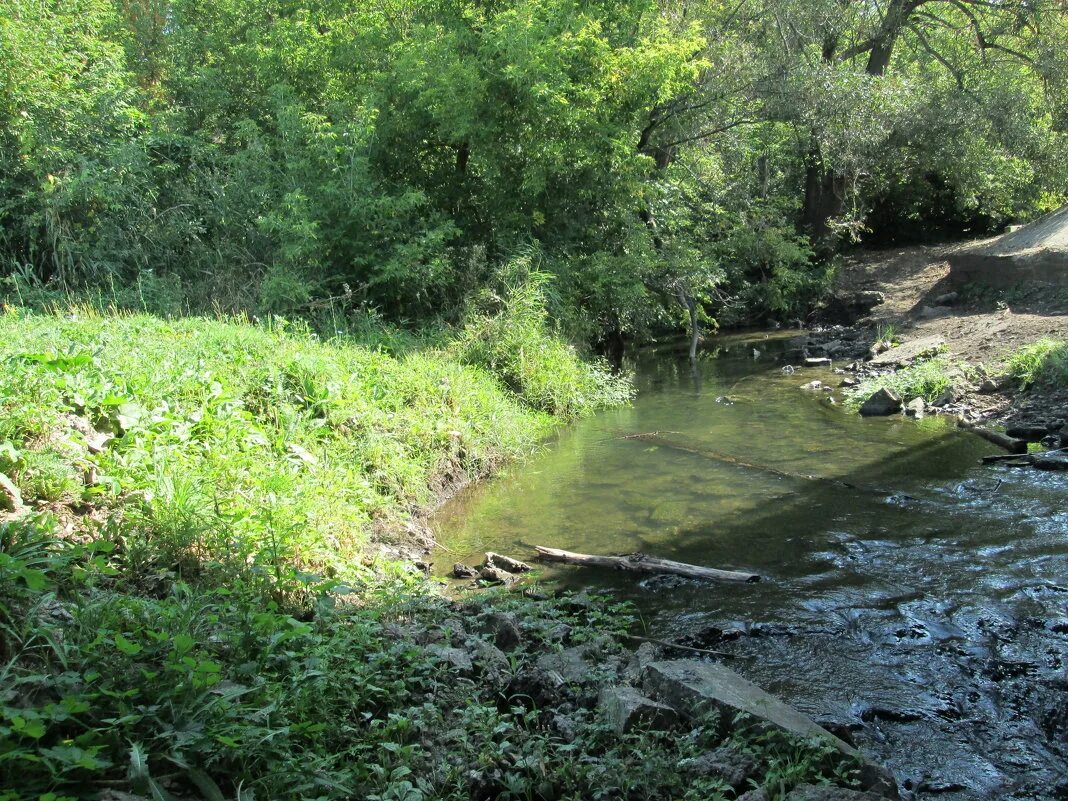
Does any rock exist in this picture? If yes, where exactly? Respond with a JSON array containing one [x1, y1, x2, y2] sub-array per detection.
[[840, 377, 860, 388], [801, 380, 823, 391], [0, 473, 22, 512], [427, 645, 474, 675], [1033, 451, 1068, 471], [869, 340, 891, 358], [1005, 425, 1050, 442], [822, 339, 845, 356], [786, 785, 888, 801], [904, 397, 926, 418], [805, 357, 832, 368], [738, 789, 770, 801], [466, 639, 511, 686], [867, 336, 944, 367], [820, 291, 885, 325], [599, 685, 678, 734], [478, 566, 517, 585], [916, 305, 951, 320], [484, 612, 522, 650], [536, 647, 596, 684], [453, 563, 479, 579], [643, 660, 855, 750], [859, 388, 903, 417], [931, 387, 957, 408], [642, 660, 898, 797], [624, 641, 660, 682], [933, 291, 959, 306], [484, 552, 532, 573], [683, 745, 758, 790]]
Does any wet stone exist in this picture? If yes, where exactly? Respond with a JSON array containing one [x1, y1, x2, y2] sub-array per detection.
[[786, 785, 888, 801], [683, 745, 758, 790], [598, 685, 678, 734]]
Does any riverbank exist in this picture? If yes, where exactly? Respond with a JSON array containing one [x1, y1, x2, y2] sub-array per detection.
[[0, 307, 887, 800], [808, 243, 1068, 432]]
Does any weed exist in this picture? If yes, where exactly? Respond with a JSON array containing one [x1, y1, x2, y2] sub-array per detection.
[[847, 357, 956, 406], [1006, 338, 1068, 389]]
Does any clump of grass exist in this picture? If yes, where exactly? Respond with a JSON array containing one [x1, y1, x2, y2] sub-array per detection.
[[454, 267, 634, 418], [1006, 338, 1068, 389], [848, 357, 955, 406]]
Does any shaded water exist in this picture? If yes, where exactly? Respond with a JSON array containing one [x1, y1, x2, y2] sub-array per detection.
[[432, 331, 1068, 800]]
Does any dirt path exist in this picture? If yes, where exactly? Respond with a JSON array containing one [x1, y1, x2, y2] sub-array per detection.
[[835, 242, 1068, 424]]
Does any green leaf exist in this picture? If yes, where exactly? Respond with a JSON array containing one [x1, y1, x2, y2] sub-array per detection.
[[114, 634, 142, 656], [187, 768, 226, 801], [128, 741, 149, 784]]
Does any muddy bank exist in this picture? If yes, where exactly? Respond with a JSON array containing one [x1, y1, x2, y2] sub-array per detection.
[[821, 244, 1068, 431]]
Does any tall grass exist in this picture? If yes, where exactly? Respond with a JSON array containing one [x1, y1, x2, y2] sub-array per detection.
[[1006, 338, 1068, 389], [454, 270, 633, 417], [847, 357, 954, 406]]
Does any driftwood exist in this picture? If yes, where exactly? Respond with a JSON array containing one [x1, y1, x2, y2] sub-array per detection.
[[534, 546, 760, 584], [958, 420, 1028, 454]]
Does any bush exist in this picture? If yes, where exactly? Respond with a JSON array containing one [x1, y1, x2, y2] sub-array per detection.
[[454, 266, 634, 418]]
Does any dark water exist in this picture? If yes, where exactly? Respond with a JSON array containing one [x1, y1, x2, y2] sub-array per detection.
[[432, 331, 1068, 800]]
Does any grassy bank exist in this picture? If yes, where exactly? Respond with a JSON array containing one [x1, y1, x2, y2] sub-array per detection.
[[1, 303, 863, 801]]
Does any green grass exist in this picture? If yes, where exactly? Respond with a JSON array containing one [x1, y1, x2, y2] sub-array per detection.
[[0, 305, 858, 800], [0, 300, 629, 578], [847, 357, 955, 406], [1006, 338, 1068, 389]]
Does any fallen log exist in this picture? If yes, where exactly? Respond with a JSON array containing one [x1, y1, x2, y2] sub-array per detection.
[[958, 420, 1028, 454], [534, 546, 760, 584]]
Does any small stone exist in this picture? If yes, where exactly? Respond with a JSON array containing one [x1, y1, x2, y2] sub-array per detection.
[[931, 387, 957, 408], [1033, 452, 1068, 471], [478, 565, 516, 585], [904, 397, 926, 418], [484, 552, 532, 573], [599, 685, 678, 734], [840, 377, 860, 388], [786, 785, 886, 800], [453, 563, 479, 579], [0, 473, 22, 512], [427, 645, 474, 675], [684, 745, 758, 790], [859, 388, 903, 417], [916, 305, 950, 319], [801, 380, 823, 391], [484, 612, 522, 650]]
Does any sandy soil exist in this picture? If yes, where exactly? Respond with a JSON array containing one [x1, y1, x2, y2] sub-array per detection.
[[835, 242, 1068, 425]]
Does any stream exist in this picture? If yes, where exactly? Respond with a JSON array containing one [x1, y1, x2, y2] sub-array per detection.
[[431, 330, 1068, 800]]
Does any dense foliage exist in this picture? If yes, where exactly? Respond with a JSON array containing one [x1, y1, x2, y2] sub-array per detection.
[[2, 0, 1065, 340]]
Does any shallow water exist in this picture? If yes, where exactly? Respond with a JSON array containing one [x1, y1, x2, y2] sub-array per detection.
[[432, 331, 1068, 800]]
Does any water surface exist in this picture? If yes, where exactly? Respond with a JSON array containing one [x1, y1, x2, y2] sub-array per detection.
[[432, 331, 1068, 800]]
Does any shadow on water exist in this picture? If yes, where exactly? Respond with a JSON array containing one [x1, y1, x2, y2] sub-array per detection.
[[431, 331, 1068, 801]]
